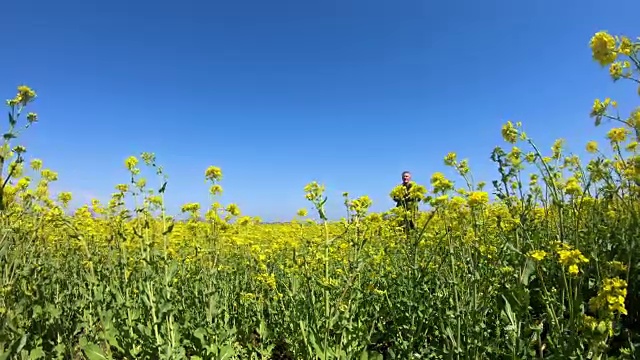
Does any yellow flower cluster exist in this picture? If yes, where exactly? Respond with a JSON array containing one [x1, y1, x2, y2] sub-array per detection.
[[589, 277, 628, 316], [555, 243, 589, 276]]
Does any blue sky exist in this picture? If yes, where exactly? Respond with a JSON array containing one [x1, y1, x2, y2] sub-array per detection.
[[1, 0, 639, 221]]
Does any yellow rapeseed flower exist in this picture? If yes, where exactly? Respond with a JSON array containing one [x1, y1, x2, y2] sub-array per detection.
[[430, 172, 453, 194], [57, 192, 73, 207], [607, 127, 629, 143], [255, 272, 277, 290], [16, 177, 31, 190], [467, 191, 489, 207], [205, 166, 223, 182], [568, 264, 579, 276], [181, 202, 200, 213], [589, 277, 628, 316], [557, 246, 589, 275], [41, 169, 58, 182], [527, 250, 547, 262], [304, 181, 325, 202], [590, 31, 618, 66], [564, 177, 582, 196], [609, 62, 623, 80], [209, 184, 223, 195], [608, 260, 628, 273], [125, 156, 138, 171], [591, 98, 611, 119], [501, 121, 518, 144], [14, 85, 36, 105], [30, 158, 43, 171], [586, 141, 598, 153], [618, 36, 633, 56], [226, 203, 240, 216], [551, 139, 565, 160], [444, 152, 457, 166]]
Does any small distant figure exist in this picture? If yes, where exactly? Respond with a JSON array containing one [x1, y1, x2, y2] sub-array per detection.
[[393, 170, 417, 231], [393, 171, 413, 206], [401, 171, 411, 188]]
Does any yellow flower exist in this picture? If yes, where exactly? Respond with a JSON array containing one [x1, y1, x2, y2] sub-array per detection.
[[551, 139, 565, 159], [607, 127, 629, 143], [586, 141, 598, 153], [181, 202, 200, 213], [467, 191, 489, 207], [256, 273, 277, 290], [589, 277, 628, 316], [349, 195, 373, 215], [501, 121, 518, 144], [125, 156, 138, 171], [136, 178, 147, 189], [16, 177, 31, 190], [527, 250, 547, 262], [557, 248, 588, 264], [205, 166, 223, 182], [589, 31, 618, 66], [41, 169, 58, 182], [304, 181, 325, 202], [430, 172, 453, 194], [209, 184, 223, 195], [30, 158, 43, 171], [226, 203, 240, 216], [608, 260, 628, 273], [564, 177, 582, 196], [618, 36, 633, 56], [591, 98, 611, 119], [15, 85, 37, 105], [57, 192, 73, 207], [568, 264, 579, 276], [556, 246, 589, 275], [609, 62, 623, 80], [444, 152, 457, 166]]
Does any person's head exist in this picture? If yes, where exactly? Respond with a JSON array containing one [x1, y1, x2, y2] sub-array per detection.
[[401, 171, 411, 184]]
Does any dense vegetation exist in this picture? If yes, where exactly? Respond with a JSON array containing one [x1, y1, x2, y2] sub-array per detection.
[[0, 30, 639, 359]]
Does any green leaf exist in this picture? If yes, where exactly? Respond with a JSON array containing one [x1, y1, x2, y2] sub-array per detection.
[[158, 181, 167, 193], [29, 347, 45, 359], [8, 112, 16, 127], [14, 335, 28, 355], [519, 259, 536, 286], [163, 222, 175, 235], [218, 344, 235, 360], [2, 133, 16, 140], [193, 327, 207, 349], [80, 341, 109, 360]]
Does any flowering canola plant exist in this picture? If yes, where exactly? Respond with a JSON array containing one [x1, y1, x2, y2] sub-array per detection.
[[0, 31, 640, 359]]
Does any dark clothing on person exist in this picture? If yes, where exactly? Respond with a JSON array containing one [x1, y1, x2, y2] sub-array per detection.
[[393, 183, 417, 209], [393, 182, 417, 231]]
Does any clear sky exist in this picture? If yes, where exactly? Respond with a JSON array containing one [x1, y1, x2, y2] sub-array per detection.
[[1, 0, 639, 221]]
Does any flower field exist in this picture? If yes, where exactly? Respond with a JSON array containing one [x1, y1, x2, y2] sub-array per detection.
[[1, 31, 639, 359]]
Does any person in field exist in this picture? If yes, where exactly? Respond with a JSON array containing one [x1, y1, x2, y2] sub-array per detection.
[[392, 171, 417, 231]]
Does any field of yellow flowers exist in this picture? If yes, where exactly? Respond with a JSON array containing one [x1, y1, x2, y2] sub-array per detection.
[[1, 30, 639, 360]]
